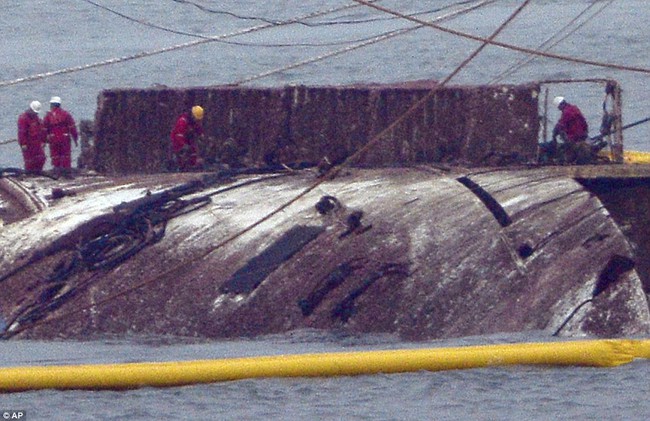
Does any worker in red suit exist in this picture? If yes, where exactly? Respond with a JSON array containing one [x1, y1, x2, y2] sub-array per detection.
[[170, 105, 204, 171], [44, 96, 78, 174], [17, 100, 47, 173], [552, 96, 589, 143], [550, 96, 592, 164]]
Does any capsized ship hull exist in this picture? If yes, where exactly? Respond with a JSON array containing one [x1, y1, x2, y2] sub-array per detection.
[[0, 166, 649, 340]]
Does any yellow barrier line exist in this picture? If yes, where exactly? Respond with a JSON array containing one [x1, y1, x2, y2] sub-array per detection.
[[630, 339, 650, 359], [0, 339, 648, 392], [596, 150, 650, 164], [623, 150, 650, 164]]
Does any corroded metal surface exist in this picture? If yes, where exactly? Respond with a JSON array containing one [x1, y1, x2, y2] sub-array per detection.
[[579, 177, 650, 294], [0, 178, 40, 224], [0, 166, 648, 340], [93, 81, 540, 173]]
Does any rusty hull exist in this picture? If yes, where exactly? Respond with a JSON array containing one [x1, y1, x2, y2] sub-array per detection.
[[1, 166, 649, 340]]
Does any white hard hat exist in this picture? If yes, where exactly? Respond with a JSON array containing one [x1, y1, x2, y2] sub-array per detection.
[[50, 96, 62, 105], [552, 96, 565, 107], [30, 100, 42, 113]]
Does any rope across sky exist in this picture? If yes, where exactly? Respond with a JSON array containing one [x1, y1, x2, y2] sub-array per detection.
[[0, 1, 373, 89], [1, 0, 648, 91], [352, 0, 650, 75]]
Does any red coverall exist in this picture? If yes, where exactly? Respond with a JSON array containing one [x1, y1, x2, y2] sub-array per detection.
[[555, 103, 589, 143], [170, 112, 203, 170], [17, 110, 46, 172], [44, 107, 78, 168]]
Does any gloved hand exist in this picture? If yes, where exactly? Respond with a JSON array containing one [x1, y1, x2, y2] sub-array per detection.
[[551, 125, 560, 143]]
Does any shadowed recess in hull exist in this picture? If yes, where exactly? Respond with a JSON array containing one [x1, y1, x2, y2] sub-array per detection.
[[298, 261, 359, 317], [331, 262, 410, 322], [457, 176, 512, 227], [594, 254, 635, 297], [220, 225, 325, 294]]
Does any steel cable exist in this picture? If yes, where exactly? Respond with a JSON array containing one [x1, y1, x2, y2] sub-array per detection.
[[489, 0, 615, 84], [3, 1, 648, 91], [170, 0, 482, 26], [0, 184, 213, 337], [4, 0, 535, 339], [6, 1, 648, 337], [0, 1, 377, 89], [0, 170, 293, 337], [84, 0, 488, 49], [352, 0, 650, 75], [235, 0, 493, 85]]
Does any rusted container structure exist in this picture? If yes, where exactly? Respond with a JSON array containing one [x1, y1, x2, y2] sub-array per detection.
[[93, 81, 540, 173]]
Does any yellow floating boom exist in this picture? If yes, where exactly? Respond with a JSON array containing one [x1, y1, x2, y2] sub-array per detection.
[[1, 339, 649, 393], [623, 150, 650, 164], [599, 149, 650, 164]]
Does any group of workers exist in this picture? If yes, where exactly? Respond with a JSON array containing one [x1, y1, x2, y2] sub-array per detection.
[[17, 93, 598, 174], [17, 97, 79, 175], [17, 99, 205, 174]]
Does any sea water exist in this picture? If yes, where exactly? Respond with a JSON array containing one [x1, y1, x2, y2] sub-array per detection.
[[1, 1, 649, 419]]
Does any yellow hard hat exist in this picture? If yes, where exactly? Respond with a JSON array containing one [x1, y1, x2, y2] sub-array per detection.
[[191, 105, 204, 120]]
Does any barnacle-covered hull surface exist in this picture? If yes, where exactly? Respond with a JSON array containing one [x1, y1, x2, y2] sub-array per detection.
[[1, 165, 649, 340]]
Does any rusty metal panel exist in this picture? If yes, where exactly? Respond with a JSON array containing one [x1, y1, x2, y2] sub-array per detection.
[[232, 87, 287, 166], [94, 81, 540, 173], [288, 86, 337, 165]]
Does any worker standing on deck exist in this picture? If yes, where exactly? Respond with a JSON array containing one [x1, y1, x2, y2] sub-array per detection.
[[44, 96, 78, 175], [552, 96, 590, 164], [17, 101, 46, 173], [170, 105, 204, 171]]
